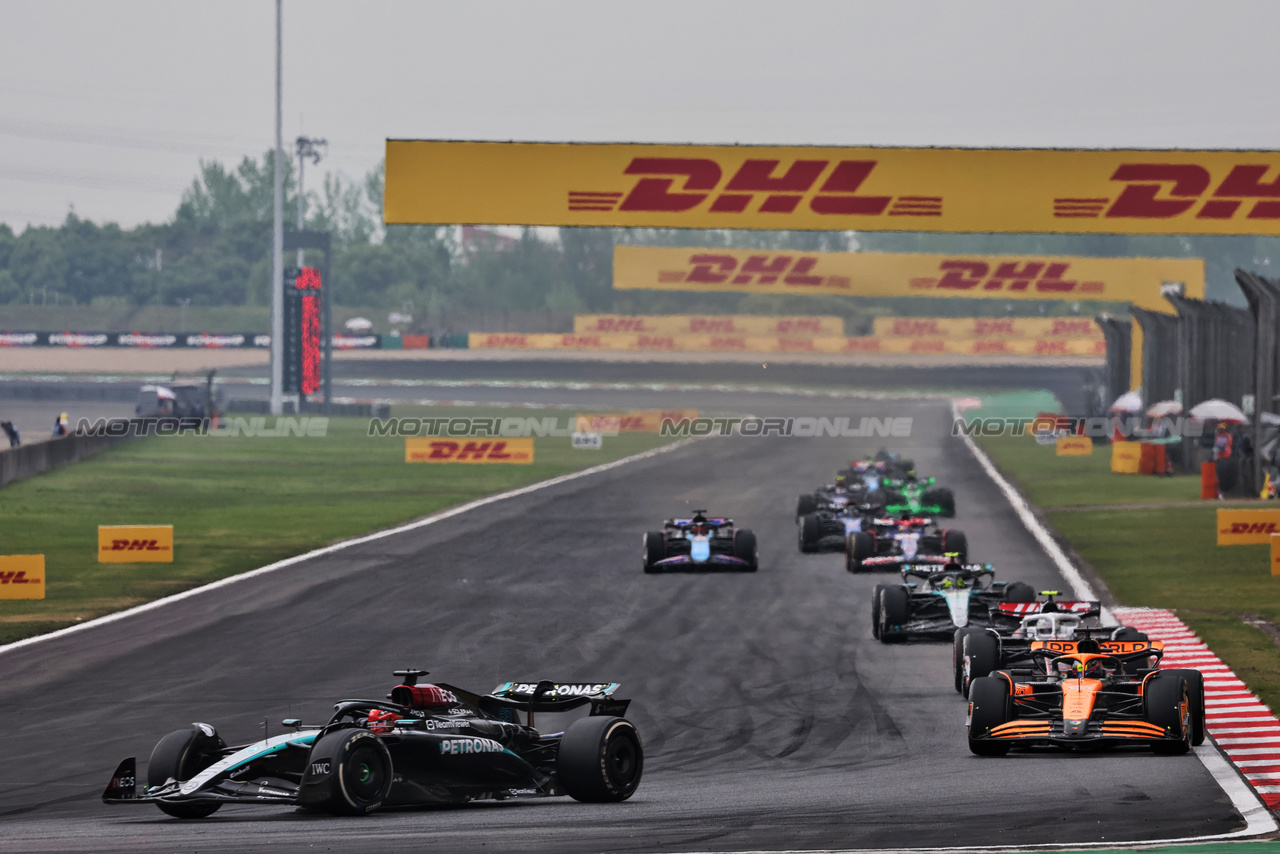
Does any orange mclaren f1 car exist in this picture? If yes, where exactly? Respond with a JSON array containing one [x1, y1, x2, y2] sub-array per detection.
[[966, 637, 1205, 756]]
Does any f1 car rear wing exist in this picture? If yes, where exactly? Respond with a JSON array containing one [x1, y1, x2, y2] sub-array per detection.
[[997, 601, 1101, 618], [1029, 638, 1164, 657], [486, 681, 630, 723]]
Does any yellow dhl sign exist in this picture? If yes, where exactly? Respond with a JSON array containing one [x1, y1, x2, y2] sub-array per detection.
[[0, 555, 45, 600], [1056, 437, 1094, 456], [1271, 533, 1280, 576], [873, 317, 1103, 340], [1217, 509, 1280, 545], [386, 140, 1280, 236], [406, 438, 534, 464], [612, 246, 1203, 312], [98, 525, 173, 563], [575, 410, 698, 434], [574, 314, 844, 336]]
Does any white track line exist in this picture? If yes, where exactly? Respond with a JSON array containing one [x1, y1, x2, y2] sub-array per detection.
[[0, 438, 699, 659], [951, 399, 1278, 842]]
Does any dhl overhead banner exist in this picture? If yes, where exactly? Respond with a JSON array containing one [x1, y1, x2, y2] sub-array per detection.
[[612, 246, 1204, 311], [385, 141, 1280, 236]]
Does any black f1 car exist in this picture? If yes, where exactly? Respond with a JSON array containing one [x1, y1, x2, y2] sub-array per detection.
[[643, 510, 757, 572], [967, 638, 1206, 755], [102, 670, 643, 817], [951, 595, 1108, 696], [846, 516, 968, 572], [797, 500, 877, 553], [872, 562, 1037, 642]]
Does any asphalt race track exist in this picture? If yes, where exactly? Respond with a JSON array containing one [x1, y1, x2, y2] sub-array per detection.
[[0, 395, 1249, 853]]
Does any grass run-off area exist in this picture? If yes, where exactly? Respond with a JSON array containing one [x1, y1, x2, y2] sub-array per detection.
[[0, 408, 676, 646], [976, 428, 1280, 713]]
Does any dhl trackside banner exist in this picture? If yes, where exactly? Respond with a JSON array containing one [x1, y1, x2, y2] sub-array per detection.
[[98, 525, 173, 563], [468, 332, 1104, 357], [385, 141, 1280, 236], [1217, 509, 1280, 545], [0, 555, 45, 600], [574, 315, 844, 336], [406, 438, 534, 464], [576, 411, 699, 433], [612, 247, 1204, 310], [874, 317, 1103, 340]]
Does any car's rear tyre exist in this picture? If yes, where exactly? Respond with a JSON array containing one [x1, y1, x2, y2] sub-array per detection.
[[1162, 669, 1206, 746], [796, 494, 817, 519], [962, 631, 1000, 698], [798, 514, 821, 553], [299, 728, 394, 815], [147, 726, 227, 819], [733, 529, 758, 571], [642, 531, 666, 573], [1003, 581, 1036, 603], [939, 529, 968, 564], [878, 585, 909, 642], [1145, 673, 1192, 755], [871, 584, 885, 639], [968, 677, 1012, 756], [925, 487, 956, 517], [557, 716, 643, 802], [847, 531, 875, 572], [953, 628, 980, 693]]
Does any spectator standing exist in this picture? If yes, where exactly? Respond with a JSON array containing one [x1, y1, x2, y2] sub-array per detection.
[[1, 420, 18, 447]]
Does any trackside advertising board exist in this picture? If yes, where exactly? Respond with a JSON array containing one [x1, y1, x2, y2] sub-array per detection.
[[98, 526, 174, 563], [405, 438, 534, 464], [0, 555, 45, 600], [1056, 437, 1093, 456], [612, 247, 1204, 312], [1217, 509, 1280, 545], [385, 140, 1280, 236]]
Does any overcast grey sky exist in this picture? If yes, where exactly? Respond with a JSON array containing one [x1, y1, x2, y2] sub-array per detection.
[[2, 0, 1278, 231]]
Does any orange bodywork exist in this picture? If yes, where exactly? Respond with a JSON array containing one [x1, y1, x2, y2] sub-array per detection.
[[1062, 679, 1103, 722]]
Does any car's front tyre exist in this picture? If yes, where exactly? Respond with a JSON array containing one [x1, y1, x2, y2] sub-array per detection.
[[147, 725, 227, 819]]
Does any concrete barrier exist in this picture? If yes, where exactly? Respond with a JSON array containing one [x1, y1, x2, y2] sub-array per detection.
[[0, 422, 139, 489]]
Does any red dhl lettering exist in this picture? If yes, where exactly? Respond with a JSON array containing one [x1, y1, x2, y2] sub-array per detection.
[[619, 416, 648, 430], [973, 319, 1016, 336], [637, 335, 676, 348], [1035, 340, 1070, 355], [1050, 318, 1097, 336], [843, 338, 881, 352], [1055, 162, 1280, 221], [482, 334, 528, 347], [891, 319, 942, 336], [419, 440, 525, 462], [0, 571, 40, 585], [1224, 522, 1280, 534], [102, 539, 167, 552], [688, 318, 737, 333], [587, 318, 650, 332], [684, 253, 824, 287], [973, 341, 1010, 354], [559, 335, 601, 347], [591, 158, 941, 218], [931, 260, 1095, 294]]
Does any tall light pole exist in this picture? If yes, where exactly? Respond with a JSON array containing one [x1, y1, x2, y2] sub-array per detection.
[[269, 0, 284, 416], [295, 136, 327, 267]]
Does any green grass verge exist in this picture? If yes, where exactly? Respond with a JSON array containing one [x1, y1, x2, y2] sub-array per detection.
[[974, 423, 1280, 713], [0, 409, 674, 646]]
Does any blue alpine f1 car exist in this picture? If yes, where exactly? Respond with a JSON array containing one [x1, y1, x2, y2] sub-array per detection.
[[643, 510, 758, 572]]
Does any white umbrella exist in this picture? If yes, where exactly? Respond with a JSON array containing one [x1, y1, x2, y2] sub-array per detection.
[[1146, 400, 1182, 417], [1189, 399, 1248, 423], [1109, 390, 1143, 413], [344, 317, 374, 332]]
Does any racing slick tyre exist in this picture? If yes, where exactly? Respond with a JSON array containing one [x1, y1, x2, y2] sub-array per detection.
[[846, 531, 875, 572], [967, 677, 1012, 756], [1162, 669, 1206, 746], [953, 628, 981, 693], [557, 716, 643, 803], [962, 631, 1000, 698], [877, 585, 910, 643], [147, 725, 227, 818], [299, 728, 394, 815], [1145, 672, 1193, 754], [642, 531, 666, 573], [871, 584, 885, 639], [796, 493, 817, 519], [939, 529, 968, 564], [733, 529, 759, 571], [1003, 581, 1036, 603], [925, 487, 956, 517], [798, 514, 821, 553]]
